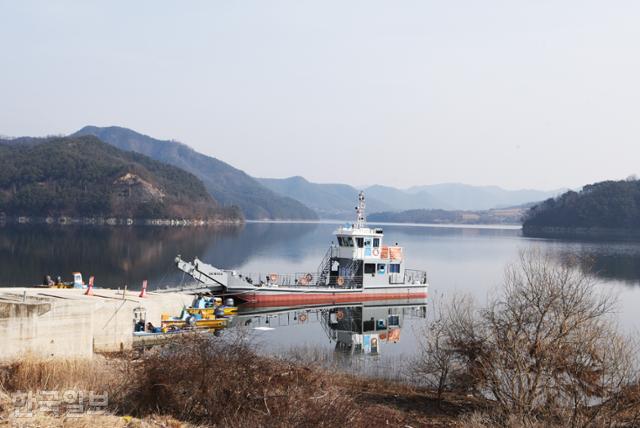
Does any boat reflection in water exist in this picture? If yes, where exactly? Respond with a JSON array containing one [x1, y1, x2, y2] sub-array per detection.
[[232, 298, 428, 357]]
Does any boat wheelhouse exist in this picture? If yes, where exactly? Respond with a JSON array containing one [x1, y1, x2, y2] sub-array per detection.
[[175, 192, 428, 304]]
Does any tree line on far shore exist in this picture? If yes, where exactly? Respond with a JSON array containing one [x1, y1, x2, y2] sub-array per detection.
[[523, 178, 640, 230]]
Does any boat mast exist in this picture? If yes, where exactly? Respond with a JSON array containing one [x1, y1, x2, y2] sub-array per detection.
[[355, 191, 366, 228]]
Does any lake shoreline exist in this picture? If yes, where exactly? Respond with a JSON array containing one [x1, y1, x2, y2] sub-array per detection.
[[0, 215, 243, 227], [248, 218, 523, 230], [522, 225, 640, 241]]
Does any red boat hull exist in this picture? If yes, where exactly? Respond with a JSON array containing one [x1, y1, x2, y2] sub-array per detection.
[[234, 290, 428, 306]]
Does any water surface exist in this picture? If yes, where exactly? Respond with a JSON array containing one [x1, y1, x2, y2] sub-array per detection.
[[2, 222, 640, 373]]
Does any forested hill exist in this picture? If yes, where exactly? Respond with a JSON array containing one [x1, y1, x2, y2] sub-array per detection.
[[0, 135, 242, 221], [523, 179, 640, 233], [73, 126, 318, 220]]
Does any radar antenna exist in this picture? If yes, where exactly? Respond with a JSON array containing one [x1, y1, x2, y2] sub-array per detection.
[[355, 191, 366, 228]]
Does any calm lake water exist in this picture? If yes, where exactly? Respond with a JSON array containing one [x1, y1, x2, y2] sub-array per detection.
[[2, 222, 640, 375]]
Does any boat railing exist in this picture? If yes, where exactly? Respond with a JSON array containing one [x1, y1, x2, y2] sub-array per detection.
[[234, 269, 428, 287], [403, 269, 428, 285], [233, 271, 365, 289]]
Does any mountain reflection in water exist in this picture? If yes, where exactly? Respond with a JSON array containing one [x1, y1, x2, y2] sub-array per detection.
[[3, 222, 640, 290], [550, 243, 640, 287], [0, 223, 337, 288]]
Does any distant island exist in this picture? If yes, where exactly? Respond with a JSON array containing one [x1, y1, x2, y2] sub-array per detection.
[[0, 135, 242, 224], [367, 207, 526, 225], [523, 179, 640, 239]]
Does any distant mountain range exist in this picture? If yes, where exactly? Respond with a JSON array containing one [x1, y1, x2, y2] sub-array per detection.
[[257, 176, 393, 218], [368, 207, 526, 225], [404, 183, 564, 210], [0, 125, 564, 223], [0, 135, 238, 221], [73, 126, 317, 220], [259, 176, 563, 218]]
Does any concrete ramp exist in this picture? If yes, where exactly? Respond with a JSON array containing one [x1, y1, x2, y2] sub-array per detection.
[[0, 288, 194, 360]]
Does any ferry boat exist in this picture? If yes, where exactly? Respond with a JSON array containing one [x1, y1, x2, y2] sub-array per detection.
[[175, 192, 428, 305]]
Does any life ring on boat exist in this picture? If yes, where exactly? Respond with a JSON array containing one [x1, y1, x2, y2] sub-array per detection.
[[372, 248, 380, 257], [379, 333, 387, 340], [336, 310, 344, 320], [336, 276, 345, 286], [299, 313, 307, 323], [269, 273, 278, 282]]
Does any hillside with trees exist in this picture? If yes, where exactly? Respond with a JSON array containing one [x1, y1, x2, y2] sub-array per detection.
[[73, 126, 318, 220], [523, 179, 640, 238], [0, 135, 242, 222]]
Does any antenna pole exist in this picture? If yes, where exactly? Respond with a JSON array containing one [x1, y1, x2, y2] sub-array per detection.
[[355, 191, 366, 228]]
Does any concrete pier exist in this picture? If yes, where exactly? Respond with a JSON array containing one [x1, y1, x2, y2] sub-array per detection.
[[0, 287, 194, 359]]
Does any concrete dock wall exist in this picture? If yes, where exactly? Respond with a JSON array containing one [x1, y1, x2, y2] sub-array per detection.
[[0, 288, 193, 360]]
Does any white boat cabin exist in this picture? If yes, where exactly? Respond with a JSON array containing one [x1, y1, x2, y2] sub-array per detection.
[[330, 223, 405, 287], [316, 191, 425, 289]]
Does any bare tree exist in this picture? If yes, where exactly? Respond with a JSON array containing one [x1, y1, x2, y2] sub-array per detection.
[[415, 248, 640, 426]]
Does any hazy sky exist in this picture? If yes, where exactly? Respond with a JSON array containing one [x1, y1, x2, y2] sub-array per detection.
[[1, 1, 639, 190]]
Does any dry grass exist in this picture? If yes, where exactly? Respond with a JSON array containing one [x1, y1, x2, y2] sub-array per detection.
[[0, 354, 118, 393], [122, 334, 364, 426], [0, 413, 190, 428], [0, 335, 482, 427]]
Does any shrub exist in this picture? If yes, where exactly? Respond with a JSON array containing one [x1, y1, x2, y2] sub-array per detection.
[[415, 249, 640, 427], [122, 333, 362, 426]]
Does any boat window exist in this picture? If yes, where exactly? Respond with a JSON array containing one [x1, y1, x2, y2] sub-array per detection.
[[373, 238, 380, 248], [364, 238, 372, 247], [356, 238, 364, 248], [388, 315, 400, 326], [389, 264, 400, 273], [364, 263, 376, 274], [337, 237, 344, 246], [363, 319, 375, 331], [345, 237, 354, 247], [377, 264, 386, 274]]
